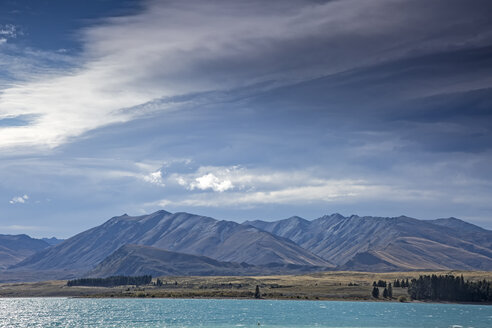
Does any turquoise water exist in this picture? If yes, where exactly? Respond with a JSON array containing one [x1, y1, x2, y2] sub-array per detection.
[[0, 298, 490, 327]]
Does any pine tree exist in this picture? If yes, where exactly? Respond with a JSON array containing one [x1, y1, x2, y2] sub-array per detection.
[[372, 286, 379, 298], [383, 288, 388, 298], [388, 283, 393, 298], [255, 285, 261, 299]]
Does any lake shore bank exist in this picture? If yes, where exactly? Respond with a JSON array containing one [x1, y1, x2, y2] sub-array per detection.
[[1, 270, 492, 304]]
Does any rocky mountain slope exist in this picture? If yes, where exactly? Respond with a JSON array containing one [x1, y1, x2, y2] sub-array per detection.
[[87, 244, 328, 277], [0, 234, 51, 269], [5, 211, 491, 280], [11, 210, 331, 276], [245, 214, 492, 271]]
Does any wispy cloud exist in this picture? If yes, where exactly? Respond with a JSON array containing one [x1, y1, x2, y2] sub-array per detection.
[[0, 24, 18, 44], [0, 224, 42, 231], [149, 164, 446, 209], [1, 0, 491, 150]]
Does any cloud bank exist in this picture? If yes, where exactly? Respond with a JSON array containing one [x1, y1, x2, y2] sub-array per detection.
[[1, 0, 492, 150]]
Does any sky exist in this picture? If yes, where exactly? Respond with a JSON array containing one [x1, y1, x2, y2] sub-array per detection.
[[1, 0, 492, 238]]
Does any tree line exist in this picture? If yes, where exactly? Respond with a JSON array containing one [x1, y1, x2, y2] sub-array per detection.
[[372, 281, 393, 298], [393, 279, 409, 288], [67, 275, 152, 287], [408, 274, 492, 302]]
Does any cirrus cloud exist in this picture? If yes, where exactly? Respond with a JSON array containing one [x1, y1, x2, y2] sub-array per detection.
[[2, 0, 492, 150]]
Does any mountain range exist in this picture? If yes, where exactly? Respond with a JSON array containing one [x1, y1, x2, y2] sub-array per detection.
[[9, 210, 331, 280], [1, 210, 491, 281], [246, 214, 492, 271]]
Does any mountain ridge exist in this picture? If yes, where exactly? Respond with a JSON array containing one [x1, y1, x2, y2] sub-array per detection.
[[10, 210, 331, 278], [245, 214, 492, 271], [3, 211, 491, 280], [0, 234, 52, 270]]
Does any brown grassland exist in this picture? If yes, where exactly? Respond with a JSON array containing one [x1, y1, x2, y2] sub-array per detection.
[[1, 270, 492, 301]]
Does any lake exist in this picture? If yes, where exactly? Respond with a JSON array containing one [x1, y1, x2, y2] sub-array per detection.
[[0, 298, 490, 327]]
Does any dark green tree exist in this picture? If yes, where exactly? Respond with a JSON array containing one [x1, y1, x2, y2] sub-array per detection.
[[67, 275, 152, 287], [255, 285, 261, 299], [383, 287, 388, 298], [377, 280, 387, 287], [372, 286, 379, 298], [408, 274, 492, 302], [388, 283, 393, 298]]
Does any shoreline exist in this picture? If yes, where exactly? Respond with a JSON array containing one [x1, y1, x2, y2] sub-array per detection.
[[1, 295, 491, 306], [1, 270, 492, 304]]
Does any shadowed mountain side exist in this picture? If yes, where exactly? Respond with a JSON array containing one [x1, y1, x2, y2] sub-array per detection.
[[87, 244, 330, 278], [11, 211, 332, 275], [0, 235, 51, 269], [340, 237, 492, 271], [246, 214, 492, 271], [427, 218, 492, 249]]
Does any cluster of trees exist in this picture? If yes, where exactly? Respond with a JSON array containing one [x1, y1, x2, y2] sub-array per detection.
[[393, 279, 409, 288], [67, 275, 152, 287], [373, 280, 387, 287], [393, 278, 410, 288], [372, 282, 393, 299], [408, 275, 492, 302]]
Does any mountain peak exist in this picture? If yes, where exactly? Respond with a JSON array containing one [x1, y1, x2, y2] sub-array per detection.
[[286, 215, 308, 222]]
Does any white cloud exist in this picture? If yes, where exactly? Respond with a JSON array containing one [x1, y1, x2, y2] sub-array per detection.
[[152, 163, 454, 209], [157, 165, 375, 206], [172, 166, 243, 192], [9, 194, 29, 204], [154, 177, 407, 209], [190, 173, 234, 192], [143, 170, 165, 186], [156, 178, 444, 209]]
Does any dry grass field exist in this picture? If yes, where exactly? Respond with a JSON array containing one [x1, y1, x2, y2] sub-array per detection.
[[1, 270, 491, 301]]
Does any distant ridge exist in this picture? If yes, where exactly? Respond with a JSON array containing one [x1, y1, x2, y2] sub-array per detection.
[[0, 234, 51, 270], [245, 214, 492, 271]]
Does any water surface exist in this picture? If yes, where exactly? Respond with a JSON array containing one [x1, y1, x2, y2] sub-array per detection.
[[0, 298, 490, 327]]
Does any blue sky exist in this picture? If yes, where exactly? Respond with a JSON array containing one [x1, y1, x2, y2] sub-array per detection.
[[1, 0, 492, 238]]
